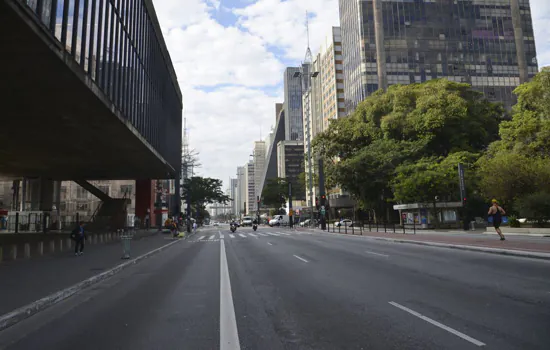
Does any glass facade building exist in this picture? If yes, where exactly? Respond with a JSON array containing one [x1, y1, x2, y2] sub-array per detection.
[[283, 67, 305, 141], [339, 0, 538, 111], [22, 0, 183, 170]]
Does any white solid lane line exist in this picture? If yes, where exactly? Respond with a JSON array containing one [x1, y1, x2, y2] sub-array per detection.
[[229, 234, 235, 238], [220, 239, 241, 350], [365, 250, 389, 258], [219, 231, 224, 239], [197, 236, 206, 241], [209, 235, 216, 240], [388, 302, 486, 347], [293, 255, 309, 263], [267, 242, 273, 246], [238, 233, 246, 238]]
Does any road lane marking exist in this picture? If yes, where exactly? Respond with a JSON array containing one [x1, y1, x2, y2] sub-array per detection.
[[293, 255, 309, 263], [197, 236, 206, 241], [278, 232, 290, 236], [249, 233, 258, 238], [267, 242, 273, 246], [257, 233, 268, 236], [266, 232, 279, 236], [220, 239, 241, 350], [209, 235, 216, 240], [229, 234, 235, 238], [388, 302, 485, 347], [365, 250, 389, 258], [238, 233, 246, 238]]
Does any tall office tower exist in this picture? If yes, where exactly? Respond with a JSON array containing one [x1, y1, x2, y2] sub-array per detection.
[[339, 0, 538, 111]]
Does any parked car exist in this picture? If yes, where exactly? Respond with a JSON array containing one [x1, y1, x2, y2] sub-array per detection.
[[336, 219, 353, 227]]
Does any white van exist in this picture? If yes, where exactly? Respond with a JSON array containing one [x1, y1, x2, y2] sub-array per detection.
[[269, 215, 289, 227]]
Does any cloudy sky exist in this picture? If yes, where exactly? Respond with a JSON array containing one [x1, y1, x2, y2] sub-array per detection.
[[153, 0, 550, 188]]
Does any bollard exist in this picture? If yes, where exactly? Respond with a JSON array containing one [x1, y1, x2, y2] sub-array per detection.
[[58, 239, 63, 252], [24, 243, 30, 259], [37, 241, 44, 256], [49, 240, 55, 253], [121, 232, 133, 259], [345, 224, 347, 235], [384, 221, 387, 233], [368, 220, 371, 232], [352, 224, 355, 235], [10, 244, 17, 260]]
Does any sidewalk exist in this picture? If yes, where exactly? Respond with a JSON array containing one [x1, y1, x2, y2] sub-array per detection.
[[0, 232, 177, 316], [297, 227, 550, 256]]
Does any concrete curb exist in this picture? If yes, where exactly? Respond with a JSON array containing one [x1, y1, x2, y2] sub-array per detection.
[[312, 230, 550, 260], [0, 238, 182, 332], [371, 237, 550, 260]]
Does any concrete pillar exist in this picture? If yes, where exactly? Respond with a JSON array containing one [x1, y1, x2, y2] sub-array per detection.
[[510, 0, 528, 83], [136, 179, 154, 227], [10, 245, 17, 260], [49, 240, 55, 253], [373, 0, 387, 91], [37, 241, 44, 256], [24, 243, 30, 259]]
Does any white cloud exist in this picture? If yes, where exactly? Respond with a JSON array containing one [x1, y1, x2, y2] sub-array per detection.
[[165, 18, 283, 89], [531, 0, 550, 68], [234, 0, 340, 61], [153, 0, 211, 29], [184, 87, 282, 181]]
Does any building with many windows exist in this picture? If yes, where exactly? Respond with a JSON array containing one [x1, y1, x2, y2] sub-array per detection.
[[283, 67, 305, 141], [338, 0, 538, 111]]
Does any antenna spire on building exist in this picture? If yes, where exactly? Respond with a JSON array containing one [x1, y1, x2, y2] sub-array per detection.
[[304, 11, 313, 64]]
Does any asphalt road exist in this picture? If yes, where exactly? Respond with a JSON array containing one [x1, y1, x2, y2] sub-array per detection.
[[1, 226, 549, 350]]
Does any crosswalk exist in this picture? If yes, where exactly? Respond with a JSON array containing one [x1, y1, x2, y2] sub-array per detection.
[[189, 230, 310, 243]]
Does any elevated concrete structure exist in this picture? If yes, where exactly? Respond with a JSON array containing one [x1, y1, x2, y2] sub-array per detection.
[[0, 0, 182, 180]]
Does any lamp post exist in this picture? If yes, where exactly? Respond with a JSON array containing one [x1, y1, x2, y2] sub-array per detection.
[[293, 69, 319, 226]]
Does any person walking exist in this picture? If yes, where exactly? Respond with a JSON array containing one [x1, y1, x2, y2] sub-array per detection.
[[71, 221, 86, 256], [488, 199, 506, 241]]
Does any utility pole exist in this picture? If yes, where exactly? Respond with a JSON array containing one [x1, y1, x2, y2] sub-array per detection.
[[288, 181, 293, 228]]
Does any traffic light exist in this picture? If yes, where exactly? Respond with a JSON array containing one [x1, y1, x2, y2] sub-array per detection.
[[320, 195, 326, 206]]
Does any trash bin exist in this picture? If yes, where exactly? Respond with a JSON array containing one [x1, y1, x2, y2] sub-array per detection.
[[121, 230, 133, 259]]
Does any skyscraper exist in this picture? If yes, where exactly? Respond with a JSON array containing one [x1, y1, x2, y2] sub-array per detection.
[[253, 141, 266, 203], [339, 0, 538, 111], [283, 67, 305, 141], [236, 166, 246, 216]]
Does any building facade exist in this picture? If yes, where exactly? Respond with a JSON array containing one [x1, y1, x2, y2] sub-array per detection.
[[283, 67, 305, 141], [277, 141, 306, 201], [236, 166, 246, 215], [253, 141, 266, 204], [339, 0, 538, 111], [245, 162, 256, 215], [230, 178, 238, 217]]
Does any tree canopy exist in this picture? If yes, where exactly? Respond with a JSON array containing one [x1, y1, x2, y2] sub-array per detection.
[[181, 177, 230, 206], [477, 68, 550, 217], [313, 79, 502, 211], [261, 178, 288, 209]]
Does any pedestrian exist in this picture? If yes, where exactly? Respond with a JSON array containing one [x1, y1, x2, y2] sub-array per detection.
[[193, 221, 197, 234], [71, 221, 86, 256], [488, 199, 506, 241]]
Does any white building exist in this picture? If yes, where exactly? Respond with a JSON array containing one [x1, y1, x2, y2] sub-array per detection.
[[245, 162, 255, 215], [236, 166, 246, 216]]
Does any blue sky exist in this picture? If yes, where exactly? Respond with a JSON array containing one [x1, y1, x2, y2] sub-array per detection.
[[152, 0, 550, 186]]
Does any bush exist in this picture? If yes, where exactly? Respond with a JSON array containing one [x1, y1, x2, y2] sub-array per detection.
[[508, 215, 521, 228], [515, 192, 550, 227]]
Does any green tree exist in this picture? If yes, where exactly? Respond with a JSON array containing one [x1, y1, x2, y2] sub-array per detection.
[[182, 177, 230, 207], [261, 178, 288, 208], [514, 192, 550, 227], [477, 68, 550, 208], [313, 79, 500, 214]]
